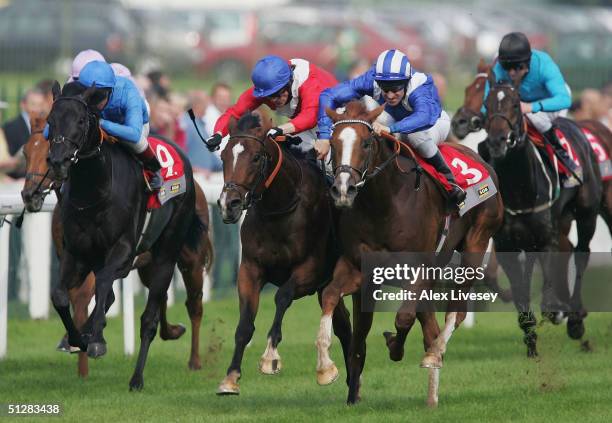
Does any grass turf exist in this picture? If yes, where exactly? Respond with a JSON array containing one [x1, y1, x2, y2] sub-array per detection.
[[2, 291, 612, 423]]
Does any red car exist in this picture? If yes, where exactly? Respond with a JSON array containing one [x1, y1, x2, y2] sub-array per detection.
[[196, 8, 426, 81]]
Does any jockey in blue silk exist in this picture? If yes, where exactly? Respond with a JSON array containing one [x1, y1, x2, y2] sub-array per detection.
[[316, 49, 466, 206], [77, 60, 162, 190], [482, 32, 578, 176]]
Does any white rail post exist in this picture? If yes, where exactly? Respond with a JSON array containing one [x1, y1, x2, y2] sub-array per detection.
[[0, 216, 11, 359], [122, 271, 136, 356], [23, 212, 52, 319]]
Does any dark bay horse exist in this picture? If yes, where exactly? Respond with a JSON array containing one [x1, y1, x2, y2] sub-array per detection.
[[483, 76, 602, 356], [215, 113, 352, 395], [452, 60, 612, 238], [315, 101, 503, 406], [46, 81, 205, 390], [21, 108, 213, 376]]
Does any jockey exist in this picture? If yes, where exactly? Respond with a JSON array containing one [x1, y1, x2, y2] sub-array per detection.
[[77, 61, 162, 190], [205, 55, 337, 152], [483, 32, 578, 176], [67, 49, 106, 83], [316, 49, 466, 206]]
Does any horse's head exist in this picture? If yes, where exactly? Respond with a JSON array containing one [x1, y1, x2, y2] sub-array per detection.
[[218, 112, 273, 223], [451, 59, 490, 139], [325, 101, 385, 208], [21, 116, 53, 212], [483, 72, 525, 160], [47, 81, 100, 180]]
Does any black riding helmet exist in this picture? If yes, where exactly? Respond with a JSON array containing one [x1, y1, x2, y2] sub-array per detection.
[[498, 32, 532, 70]]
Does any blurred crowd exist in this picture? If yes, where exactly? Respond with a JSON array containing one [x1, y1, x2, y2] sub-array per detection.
[[569, 83, 612, 128]]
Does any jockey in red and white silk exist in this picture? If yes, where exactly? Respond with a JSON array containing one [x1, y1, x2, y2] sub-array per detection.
[[206, 55, 337, 152]]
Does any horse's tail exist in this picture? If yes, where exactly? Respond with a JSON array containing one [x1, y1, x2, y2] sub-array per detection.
[[183, 213, 214, 272]]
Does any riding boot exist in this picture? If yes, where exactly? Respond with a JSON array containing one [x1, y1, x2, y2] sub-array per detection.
[[543, 127, 583, 185], [425, 151, 467, 207], [137, 144, 163, 191]]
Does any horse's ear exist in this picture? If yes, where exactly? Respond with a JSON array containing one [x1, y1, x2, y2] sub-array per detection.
[[487, 69, 496, 88], [81, 83, 97, 104], [51, 80, 61, 101], [477, 58, 488, 73], [365, 104, 385, 123], [228, 116, 238, 134], [325, 107, 342, 122]]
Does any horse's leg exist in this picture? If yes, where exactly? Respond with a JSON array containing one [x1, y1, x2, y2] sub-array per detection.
[[567, 210, 597, 341], [217, 263, 262, 395], [51, 251, 90, 352], [347, 293, 373, 405], [317, 290, 352, 386], [177, 248, 204, 370], [128, 260, 175, 391], [69, 273, 95, 377], [158, 265, 187, 341], [259, 278, 295, 375], [315, 257, 360, 386], [383, 302, 418, 362], [482, 245, 513, 302]]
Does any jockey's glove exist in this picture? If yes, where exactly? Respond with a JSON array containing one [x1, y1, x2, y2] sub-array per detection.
[[206, 133, 222, 151], [266, 127, 283, 140]]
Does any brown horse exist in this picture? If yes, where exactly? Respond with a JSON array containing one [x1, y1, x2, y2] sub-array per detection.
[[315, 101, 503, 406], [215, 113, 352, 395], [452, 59, 612, 239], [21, 116, 213, 377]]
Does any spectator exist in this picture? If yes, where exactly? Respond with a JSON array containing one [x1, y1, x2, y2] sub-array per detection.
[[0, 98, 14, 180], [147, 70, 172, 99], [204, 82, 232, 137], [35, 79, 56, 117], [183, 90, 222, 176], [348, 58, 371, 80], [2, 88, 45, 178], [431, 72, 448, 106]]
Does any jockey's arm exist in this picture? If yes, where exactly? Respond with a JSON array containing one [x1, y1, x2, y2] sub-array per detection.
[[317, 71, 373, 140], [532, 56, 571, 113], [286, 84, 321, 134], [100, 89, 144, 143], [213, 87, 264, 137], [390, 85, 438, 135]]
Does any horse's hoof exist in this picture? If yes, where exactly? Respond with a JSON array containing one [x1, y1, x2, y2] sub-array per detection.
[[383, 331, 404, 362], [542, 311, 564, 325], [56, 336, 70, 353], [317, 364, 339, 386], [580, 340, 593, 352], [160, 323, 186, 341], [420, 353, 443, 369], [129, 375, 144, 392], [527, 347, 539, 358], [259, 357, 282, 375], [188, 358, 202, 371], [216, 379, 240, 395], [87, 342, 107, 359], [567, 318, 585, 340]]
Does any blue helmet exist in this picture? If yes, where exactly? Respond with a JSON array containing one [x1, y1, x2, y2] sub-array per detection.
[[251, 55, 292, 98], [78, 60, 117, 89], [374, 49, 411, 82]]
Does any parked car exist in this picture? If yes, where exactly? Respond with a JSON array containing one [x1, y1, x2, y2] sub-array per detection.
[[0, 0, 139, 72]]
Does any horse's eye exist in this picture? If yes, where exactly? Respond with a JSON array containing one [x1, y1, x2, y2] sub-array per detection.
[[253, 154, 261, 163], [362, 137, 372, 149]]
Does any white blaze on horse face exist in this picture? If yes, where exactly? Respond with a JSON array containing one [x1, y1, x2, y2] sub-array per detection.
[[219, 191, 228, 214], [231, 143, 245, 173], [496, 90, 505, 107], [339, 127, 357, 195]]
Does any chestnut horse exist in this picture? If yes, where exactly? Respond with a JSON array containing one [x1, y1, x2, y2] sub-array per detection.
[[215, 113, 352, 395], [22, 110, 213, 379], [315, 101, 503, 406]]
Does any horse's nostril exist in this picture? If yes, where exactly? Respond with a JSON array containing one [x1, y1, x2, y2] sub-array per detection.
[[330, 184, 340, 199], [457, 118, 467, 126], [346, 184, 357, 196], [228, 198, 241, 209]]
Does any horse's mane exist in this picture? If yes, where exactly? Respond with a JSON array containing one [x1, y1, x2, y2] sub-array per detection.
[[237, 112, 262, 131]]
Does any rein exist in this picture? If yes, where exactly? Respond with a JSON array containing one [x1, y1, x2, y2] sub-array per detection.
[[222, 133, 302, 215]]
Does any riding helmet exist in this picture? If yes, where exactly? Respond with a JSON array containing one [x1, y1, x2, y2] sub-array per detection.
[[78, 61, 117, 89], [374, 49, 412, 82], [498, 32, 532, 67], [71, 49, 106, 80], [251, 55, 292, 98]]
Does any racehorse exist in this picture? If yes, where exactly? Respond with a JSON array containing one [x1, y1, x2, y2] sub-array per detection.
[[482, 75, 602, 357], [314, 101, 503, 406], [46, 81, 206, 390], [452, 60, 612, 238], [215, 112, 352, 395]]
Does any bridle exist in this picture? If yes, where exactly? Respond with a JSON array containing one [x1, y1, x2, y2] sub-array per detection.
[[485, 84, 526, 149], [456, 72, 488, 132], [49, 96, 102, 164], [331, 119, 406, 189], [221, 133, 302, 215]]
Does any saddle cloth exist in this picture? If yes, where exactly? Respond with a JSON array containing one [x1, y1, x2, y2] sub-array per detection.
[[580, 127, 612, 181], [145, 136, 187, 210]]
